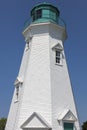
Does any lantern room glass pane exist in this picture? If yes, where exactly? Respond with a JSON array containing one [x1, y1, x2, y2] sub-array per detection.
[[32, 9, 42, 21]]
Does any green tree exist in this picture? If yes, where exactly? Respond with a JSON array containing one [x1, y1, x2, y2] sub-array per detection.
[[0, 118, 7, 130], [82, 121, 87, 130]]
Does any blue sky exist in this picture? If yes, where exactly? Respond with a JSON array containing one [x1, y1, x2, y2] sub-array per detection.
[[0, 0, 87, 125]]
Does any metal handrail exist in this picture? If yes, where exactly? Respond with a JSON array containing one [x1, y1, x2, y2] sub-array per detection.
[[23, 15, 66, 29]]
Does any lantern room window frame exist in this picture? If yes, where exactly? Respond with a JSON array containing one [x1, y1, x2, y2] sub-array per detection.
[[32, 9, 42, 21]]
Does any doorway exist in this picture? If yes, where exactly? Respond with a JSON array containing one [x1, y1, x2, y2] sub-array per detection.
[[64, 123, 74, 130]]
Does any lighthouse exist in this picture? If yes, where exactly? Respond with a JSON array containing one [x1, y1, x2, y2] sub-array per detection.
[[5, 3, 80, 130]]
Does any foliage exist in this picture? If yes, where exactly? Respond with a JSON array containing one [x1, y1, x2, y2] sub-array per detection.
[[82, 121, 87, 130], [0, 118, 7, 130]]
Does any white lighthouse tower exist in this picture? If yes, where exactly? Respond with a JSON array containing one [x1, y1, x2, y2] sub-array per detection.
[[5, 3, 80, 130]]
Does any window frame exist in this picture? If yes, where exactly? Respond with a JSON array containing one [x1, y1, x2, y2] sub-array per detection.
[[16, 85, 19, 100], [63, 122, 74, 130], [55, 49, 63, 66], [32, 9, 42, 21]]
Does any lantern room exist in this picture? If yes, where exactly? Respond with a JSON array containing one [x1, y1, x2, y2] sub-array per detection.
[[31, 3, 60, 24]]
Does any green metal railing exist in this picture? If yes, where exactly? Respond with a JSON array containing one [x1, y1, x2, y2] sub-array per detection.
[[23, 16, 66, 30]]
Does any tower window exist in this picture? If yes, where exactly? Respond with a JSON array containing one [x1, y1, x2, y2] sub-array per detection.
[[33, 9, 42, 21], [15, 86, 19, 102], [56, 50, 61, 64]]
